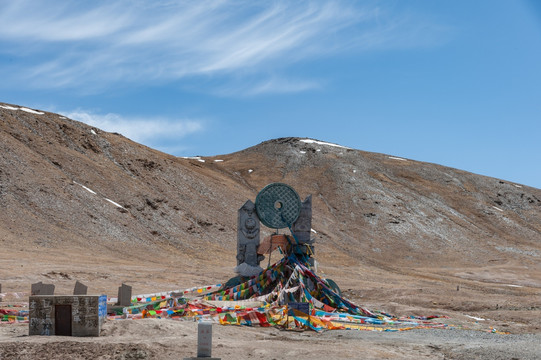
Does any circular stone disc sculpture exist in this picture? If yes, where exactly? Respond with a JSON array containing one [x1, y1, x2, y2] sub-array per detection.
[[255, 183, 301, 229]]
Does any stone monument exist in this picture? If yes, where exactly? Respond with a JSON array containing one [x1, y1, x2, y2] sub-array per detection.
[[291, 195, 312, 243], [183, 321, 221, 360], [73, 281, 88, 295], [235, 200, 264, 277], [117, 284, 132, 307], [291, 195, 315, 261], [31, 282, 55, 296], [234, 183, 316, 277]]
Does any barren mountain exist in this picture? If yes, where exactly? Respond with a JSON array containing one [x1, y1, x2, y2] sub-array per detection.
[[1, 102, 541, 336]]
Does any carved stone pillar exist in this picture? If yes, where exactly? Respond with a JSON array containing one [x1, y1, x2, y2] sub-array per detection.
[[291, 195, 313, 244], [235, 200, 263, 277]]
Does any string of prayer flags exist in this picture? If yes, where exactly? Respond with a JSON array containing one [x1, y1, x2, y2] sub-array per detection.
[[99, 252, 453, 332]]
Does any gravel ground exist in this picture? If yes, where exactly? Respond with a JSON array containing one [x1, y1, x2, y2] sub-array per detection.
[[323, 328, 541, 360], [1, 320, 540, 359]]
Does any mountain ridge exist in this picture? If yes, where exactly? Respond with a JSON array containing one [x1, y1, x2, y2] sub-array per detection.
[[2, 102, 540, 265]]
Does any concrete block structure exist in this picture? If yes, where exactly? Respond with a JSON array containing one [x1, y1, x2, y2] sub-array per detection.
[[29, 295, 107, 336]]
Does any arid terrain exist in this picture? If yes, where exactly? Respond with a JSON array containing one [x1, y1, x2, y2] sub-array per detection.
[[1, 102, 541, 359]]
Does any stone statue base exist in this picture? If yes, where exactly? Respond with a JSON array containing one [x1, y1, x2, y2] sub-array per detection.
[[234, 262, 263, 277]]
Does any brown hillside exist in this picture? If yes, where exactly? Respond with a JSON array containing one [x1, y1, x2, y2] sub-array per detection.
[[1, 102, 540, 333]]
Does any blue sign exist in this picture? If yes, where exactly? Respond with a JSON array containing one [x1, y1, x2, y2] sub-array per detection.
[[98, 295, 107, 320]]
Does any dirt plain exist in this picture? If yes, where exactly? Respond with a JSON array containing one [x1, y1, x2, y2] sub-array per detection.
[[1, 238, 540, 359], [1, 103, 541, 359]]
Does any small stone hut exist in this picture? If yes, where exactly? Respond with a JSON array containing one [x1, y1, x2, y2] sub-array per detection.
[[29, 295, 107, 336]]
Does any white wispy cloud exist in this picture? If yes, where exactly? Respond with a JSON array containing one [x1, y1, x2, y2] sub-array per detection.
[[0, 0, 448, 95], [62, 109, 204, 153], [3, 2, 134, 41], [213, 76, 323, 97]]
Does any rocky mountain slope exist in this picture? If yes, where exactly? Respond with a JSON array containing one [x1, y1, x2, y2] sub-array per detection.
[[1, 102, 541, 332], [2, 102, 540, 265]]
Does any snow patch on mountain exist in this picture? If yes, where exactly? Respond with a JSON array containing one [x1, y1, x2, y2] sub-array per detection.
[[1, 104, 44, 114], [299, 139, 350, 149], [105, 198, 124, 208], [74, 181, 97, 195]]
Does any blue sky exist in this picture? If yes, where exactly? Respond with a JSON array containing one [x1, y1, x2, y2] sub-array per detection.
[[1, 0, 540, 189]]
